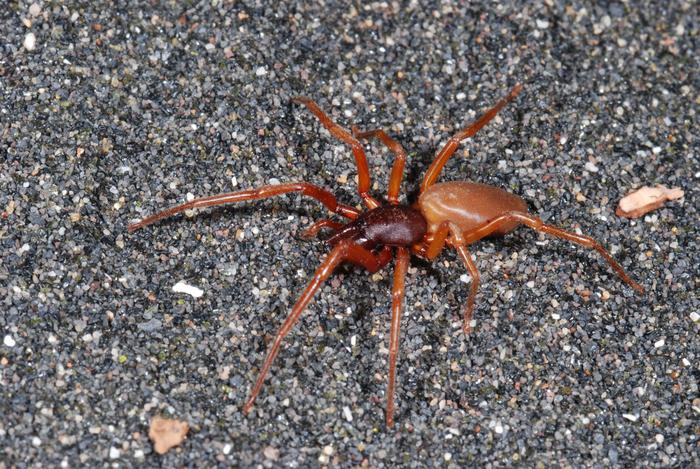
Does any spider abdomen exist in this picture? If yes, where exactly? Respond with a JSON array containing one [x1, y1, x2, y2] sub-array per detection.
[[418, 181, 528, 236], [327, 205, 427, 249]]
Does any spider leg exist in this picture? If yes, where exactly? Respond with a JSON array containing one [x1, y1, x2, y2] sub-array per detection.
[[127, 182, 359, 233], [419, 222, 481, 334], [242, 241, 392, 415], [460, 211, 644, 293], [351, 126, 407, 205], [300, 219, 344, 239], [420, 84, 522, 193], [386, 247, 410, 427], [453, 244, 481, 334], [292, 97, 381, 209]]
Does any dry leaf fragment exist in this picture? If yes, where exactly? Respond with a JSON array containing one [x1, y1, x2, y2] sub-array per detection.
[[149, 416, 189, 455], [616, 185, 684, 218]]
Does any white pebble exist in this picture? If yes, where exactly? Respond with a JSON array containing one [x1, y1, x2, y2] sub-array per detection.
[[654, 338, 665, 348], [255, 66, 267, 76], [3, 335, 16, 347], [29, 3, 42, 16], [622, 413, 638, 422], [689, 312, 699, 322], [536, 19, 550, 29], [584, 161, 599, 173], [109, 447, 120, 459], [342, 406, 353, 422], [24, 32, 37, 51], [32, 436, 41, 446], [223, 443, 232, 455], [172, 281, 204, 298]]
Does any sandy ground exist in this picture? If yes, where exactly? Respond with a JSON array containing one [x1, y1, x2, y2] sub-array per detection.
[[1, 1, 698, 467]]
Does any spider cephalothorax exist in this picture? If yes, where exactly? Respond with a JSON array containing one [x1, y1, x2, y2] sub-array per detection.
[[129, 84, 643, 427]]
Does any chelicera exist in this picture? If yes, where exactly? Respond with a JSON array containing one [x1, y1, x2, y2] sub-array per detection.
[[128, 84, 644, 427]]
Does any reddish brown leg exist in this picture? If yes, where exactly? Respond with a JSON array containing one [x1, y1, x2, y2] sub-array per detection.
[[292, 97, 381, 209], [242, 241, 392, 415], [454, 245, 481, 334], [127, 182, 359, 233], [300, 219, 344, 239], [461, 211, 644, 293], [422, 221, 451, 260], [386, 247, 410, 427], [351, 126, 407, 205], [420, 84, 523, 193], [419, 223, 481, 334]]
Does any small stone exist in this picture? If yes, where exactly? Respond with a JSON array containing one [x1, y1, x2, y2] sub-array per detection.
[[109, 447, 120, 459], [622, 413, 638, 422], [29, 3, 42, 16], [584, 161, 599, 173], [3, 335, 16, 347], [536, 19, 550, 29], [263, 446, 279, 460], [342, 406, 353, 422], [149, 416, 189, 455], [654, 339, 665, 348], [172, 281, 204, 298], [24, 32, 37, 51]]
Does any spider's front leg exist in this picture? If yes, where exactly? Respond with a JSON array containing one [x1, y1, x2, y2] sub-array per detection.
[[386, 247, 410, 427], [127, 182, 359, 233], [242, 241, 392, 415]]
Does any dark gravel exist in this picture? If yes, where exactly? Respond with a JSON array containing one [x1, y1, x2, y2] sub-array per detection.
[[2, 1, 698, 467]]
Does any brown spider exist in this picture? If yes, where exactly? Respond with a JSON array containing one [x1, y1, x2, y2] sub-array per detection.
[[128, 84, 644, 427]]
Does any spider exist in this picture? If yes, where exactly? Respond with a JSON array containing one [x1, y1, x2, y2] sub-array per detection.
[[128, 84, 644, 427]]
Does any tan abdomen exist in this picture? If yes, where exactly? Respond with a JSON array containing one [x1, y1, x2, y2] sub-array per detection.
[[418, 181, 528, 235]]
